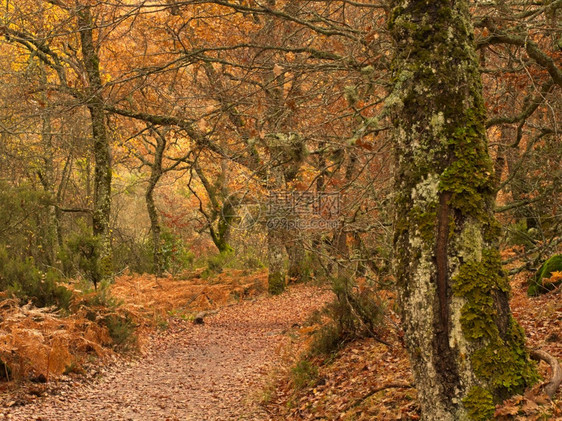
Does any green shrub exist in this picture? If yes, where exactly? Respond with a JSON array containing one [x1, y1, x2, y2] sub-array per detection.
[[104, 313, 137, 351], [159, 229, 194, 274], [200, 251, 235, 278], [0, 245, 72, 310], [291, 358, 318, 390], [65, 225, 108, 287], [73, 283, 137, 351], [0, 181, 53, 266]]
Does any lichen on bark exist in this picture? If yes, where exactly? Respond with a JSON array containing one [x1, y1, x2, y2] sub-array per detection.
[[388, 1, 537, 419]]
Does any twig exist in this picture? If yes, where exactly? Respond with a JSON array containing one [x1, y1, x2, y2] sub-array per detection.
[[342, 291, 391, 347]]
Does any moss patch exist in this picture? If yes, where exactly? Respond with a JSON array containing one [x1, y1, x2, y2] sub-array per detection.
[[463, 386, 495, 421], [453, 249, 538, 403], [527, 254, 562, 296], [268, 271, 286, 295]]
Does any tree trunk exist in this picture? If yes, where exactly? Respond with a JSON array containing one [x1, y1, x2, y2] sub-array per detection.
[[286, 234, 307, 283], [146, 133, 166, 276], [193, 161, 234, 255], [78, 6, 112, 287], [389, 2, 537, 420], [267, 159, 287, 295], [38, 63, 59, 267]]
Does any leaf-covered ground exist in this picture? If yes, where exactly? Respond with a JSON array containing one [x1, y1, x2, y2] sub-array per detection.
[[0, 282, 332, 420], [264, 265, 562, 420], [0, 263, 560, 420]]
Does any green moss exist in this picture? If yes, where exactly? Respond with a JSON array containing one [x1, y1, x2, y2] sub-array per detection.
[[453, 249, 538, 405], [268, 271, 286, 295], [439, 108, 494, 219], [463, 387, 495, 421], [528, 254, 562, 296], [471, 321, 538, 397], [99, 253, 113, 281], [411, 205, 437, 244], [452, 250, 505, 333]]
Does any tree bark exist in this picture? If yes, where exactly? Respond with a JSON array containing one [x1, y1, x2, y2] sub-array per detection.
[[38, 63, 60, 267], [77, 6, 112, 287], [286, 234, 307, 283], [146, 131, 166, 276], [267, 158, 287, 295], [193, 161, 234, 255], [389, 1, 537, 420]]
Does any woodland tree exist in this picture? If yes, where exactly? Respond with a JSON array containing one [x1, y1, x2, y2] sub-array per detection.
[[389, 1, 538, 419]]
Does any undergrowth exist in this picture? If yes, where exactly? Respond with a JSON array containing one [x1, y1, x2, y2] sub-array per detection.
[[73, 282, 138, 352], [308, 277, 387, 357], [0, 245, 72, 310]]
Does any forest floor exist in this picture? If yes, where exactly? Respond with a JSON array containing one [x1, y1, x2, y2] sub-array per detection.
[[0, 261, 561, 420], [0, 280, 332, 420]]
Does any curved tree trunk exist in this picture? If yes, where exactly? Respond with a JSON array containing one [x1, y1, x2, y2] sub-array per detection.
[[389, 1, 537, 420], [193, 161, 234, 255], [145, 132, 166, 276]]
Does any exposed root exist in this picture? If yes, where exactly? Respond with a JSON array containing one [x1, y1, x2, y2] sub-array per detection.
[[530, 349, 561, 398]]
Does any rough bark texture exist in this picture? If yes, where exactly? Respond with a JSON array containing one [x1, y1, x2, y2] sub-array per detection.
[[78, 7, 113, 285], [388, 1, 537, 420]]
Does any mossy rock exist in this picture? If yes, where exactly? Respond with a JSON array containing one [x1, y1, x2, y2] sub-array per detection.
[[528, 254, 562, 296]]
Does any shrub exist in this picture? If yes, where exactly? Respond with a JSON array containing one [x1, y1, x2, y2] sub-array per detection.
[[0, 245, 72, 310], [104, 313, 137, 351], [66, 231, 103, 287], [0, 182, 53, 266], [159, 229, 194, 274], [309, 277, 386, 356], [72, 284, 137, 351]]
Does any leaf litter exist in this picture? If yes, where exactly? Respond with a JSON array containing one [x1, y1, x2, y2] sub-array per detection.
[[0, 269, 332, 420]]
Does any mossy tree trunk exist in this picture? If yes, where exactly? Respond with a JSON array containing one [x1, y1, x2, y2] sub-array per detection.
[[78, 6, 112, 286], [283, 135, 309, 284], [145, 130, 166, 276], [37, 63, 60, 267], [267, 157, 287, 295], [193, 160, 234, 255], [268, 226, 287, 294], [389, 1, 537, 420], [262, 0, 288, 295], [286, 235, 307, 283]]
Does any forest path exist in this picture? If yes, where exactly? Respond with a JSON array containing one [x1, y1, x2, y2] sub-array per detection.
[[3, 285, 331, 421]]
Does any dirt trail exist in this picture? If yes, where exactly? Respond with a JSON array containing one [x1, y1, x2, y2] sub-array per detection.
[[2, 285, 331, 421]]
